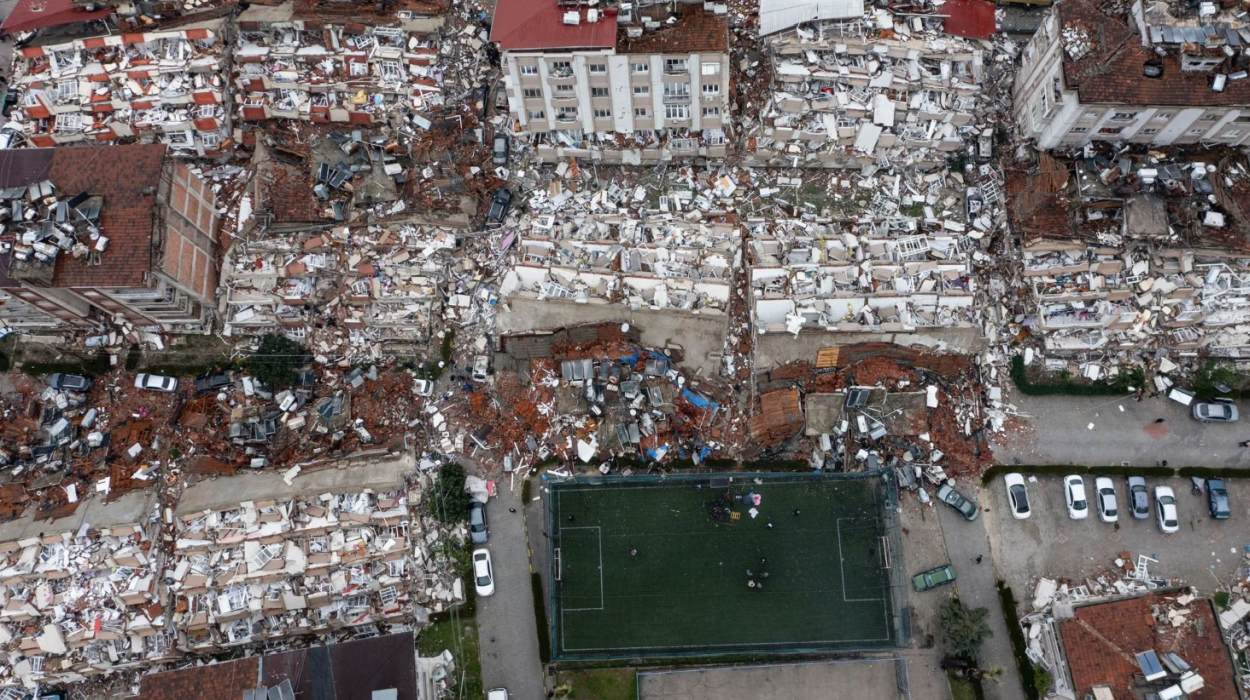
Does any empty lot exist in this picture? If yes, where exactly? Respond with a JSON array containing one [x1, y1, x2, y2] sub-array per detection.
[[984, 473, 1250, 601]]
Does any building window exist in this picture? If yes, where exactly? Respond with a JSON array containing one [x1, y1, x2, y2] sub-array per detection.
[[1197, 113, 1218, 121], [702, 106, 720, 117], [663, 83, 690, 99], [634, 107, 649, 117], [1153, 111, 1174, 120], [1082, 110, 1100, 119], [522, 88, 541, 99], [551, 60, 572, 75], [557, 109, 578, 121], [632, 62, 648, 73], [701, 62, 720, 76], [1070, 127, 1088, 133], [1098, 127, 1123, 134], [664, 58, 688, 74], [1110, 112, 1136, 121], [1188, 127, 1205, 134], [555, 84, 575, 95], [528, 110, 545, 121], [633, 85, 650, 96], [1139, 128, 1159, 135], [1225, 130, 1242, 138], [591, 87, 609, 98], [593, 108, 611, 119], [588, 63, 607, 74], [520, 64, 538, 76], [665, 103, 689, 120], [702, 83, 720, 96]]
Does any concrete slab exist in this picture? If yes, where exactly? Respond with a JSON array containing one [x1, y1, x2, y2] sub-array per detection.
[[175, 455, 412, 515], [498, 297, 726, 377], [0, 488, 155, 541], [755, 328, 985, 371]]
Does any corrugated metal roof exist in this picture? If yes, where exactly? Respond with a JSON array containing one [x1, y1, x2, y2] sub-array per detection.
[[759, 0, 864, 38], [491, 0, 618, 51]]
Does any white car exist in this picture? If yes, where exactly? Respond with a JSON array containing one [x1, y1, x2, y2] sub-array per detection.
[[413, 379, 433, 397], [472, 355, 490, 382], [1095, 477, 1118, 523], [1155, 486, 1179, 534], [487, 690, 509, 700], [1005, 473, 1031, 520], [1064, 475, 1088, 520], [472, 548, 495, 597], [133, 373, 178, 393]]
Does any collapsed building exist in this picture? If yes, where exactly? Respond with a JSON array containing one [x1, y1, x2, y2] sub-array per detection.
[[492, 0, 731, 162], [1014, 0, 1250, 150], [0, 144, 222, 335], [751, 0, 993, 168], [1008, 146, 1250, 364]]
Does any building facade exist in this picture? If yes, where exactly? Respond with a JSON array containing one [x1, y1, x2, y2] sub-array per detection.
[[493, 1, 730, 162], [1015, 0, 1250, 150]]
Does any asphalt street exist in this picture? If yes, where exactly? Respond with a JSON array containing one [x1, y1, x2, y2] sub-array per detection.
[[993, 390, 1250, 467], [935, 499, 1025, 700], [476, 485, 545, 700]]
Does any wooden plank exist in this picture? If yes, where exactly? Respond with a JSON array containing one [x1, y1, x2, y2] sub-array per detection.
[[815, 346, 840, 369]]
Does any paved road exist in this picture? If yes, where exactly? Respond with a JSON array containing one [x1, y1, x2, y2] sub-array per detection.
[[477, 485, 545, 700], [935, 502, 1025, 700], [993, 391, 1250, 467]]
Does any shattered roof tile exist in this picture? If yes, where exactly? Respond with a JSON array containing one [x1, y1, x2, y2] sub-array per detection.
[[616, 6, 729, 54], [490, 0, 617, 51], [137, 657, 260, 700]]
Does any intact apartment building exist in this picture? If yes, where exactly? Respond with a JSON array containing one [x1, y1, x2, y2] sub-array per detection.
[[491, 0, 730, 162], [0, 144, 221, 334], [1015, 0, 1250, 149]]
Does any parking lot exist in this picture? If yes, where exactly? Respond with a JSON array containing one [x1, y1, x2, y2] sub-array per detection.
[[984, 473, 1250, 601]]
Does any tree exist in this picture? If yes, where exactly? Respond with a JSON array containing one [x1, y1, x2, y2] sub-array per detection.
[[431, 463, 471, 524], [939, 596, 992, 662], [247, 334, 310, 389]]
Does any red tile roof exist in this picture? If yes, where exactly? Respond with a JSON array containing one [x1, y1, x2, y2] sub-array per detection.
[[941, 0, 996, 41], [491, 0, 617, 51], [46, 144, 167, 289], [137, 657, 260, 700], [616, 6, 728, 54], [1060, 0, 1250, 106], [1059, 593, 1237, 700]]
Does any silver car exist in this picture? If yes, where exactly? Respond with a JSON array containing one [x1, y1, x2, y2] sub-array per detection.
[[1192, 399, 1238, 423], [1127, 476, 1149, 519]]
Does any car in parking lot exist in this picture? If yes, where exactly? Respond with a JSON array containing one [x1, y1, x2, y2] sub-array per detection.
[[469, 499, 489, 544], [937, 481, 979, 521], [46, 373, 92, 392], [1005, 473, 1031, 519], [1127, 476, 1150, 519], [1064, 475, 1088, 520], [1191, 398, 1239, 423], [912, 564, 956, 592], [1155, 486, 1179, 533], [133, 373, 178, 393], [472, 548, 495, 597], [1094, 477, 1118, 523], [1207, 478, 1231, 520]]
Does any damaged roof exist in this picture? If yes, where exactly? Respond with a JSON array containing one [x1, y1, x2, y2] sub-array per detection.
[[490, 0, 617, 51], [137, 657, 261, 700], [0, 0, 111, 33], [616, 6, 729, 54], [1060, 0, 1250, 106]]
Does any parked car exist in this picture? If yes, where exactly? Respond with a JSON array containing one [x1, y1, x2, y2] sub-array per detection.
[[472, 548, 495, 597], [1155, 486, 1179, 534], [1191, 398, 1239, 423], [1127, 476, 1150, 519], [133, 373, 178, 393], [194, 372, 231, 394], [1207, 478, 1231, 520], [487, 690, 509, 700], [492, 132, 510, 166], [469, 500, 489, 544], [486, 188, 512, 224], [1005, 473, 1031, 519], [414, 379, 434, 397], [46, 373, 92, 392], [1094, 477, 1118, 523], [1064, 475, 1088, 520], [936, 481, 979, 521], [472, 355, 490, 382], [912, 564, 956, 592]]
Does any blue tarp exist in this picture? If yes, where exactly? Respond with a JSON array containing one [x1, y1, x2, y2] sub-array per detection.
[[682, 388, 712, 409]]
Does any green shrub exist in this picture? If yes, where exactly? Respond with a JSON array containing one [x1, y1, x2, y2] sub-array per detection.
[[1010, 355, 1144, 397], [1215, 591, 1232, 610], [21, 350, 111, 377], [430, 463, 471, 524], [997, 581, 1041, 700], [532, 572, 551, 664], [246, 334, 310, 389], [939, 597, 992, 662]]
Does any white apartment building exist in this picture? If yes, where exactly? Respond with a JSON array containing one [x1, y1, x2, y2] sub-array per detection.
[[491, 0, 730, 162], [1015, 0, 1250, 150]]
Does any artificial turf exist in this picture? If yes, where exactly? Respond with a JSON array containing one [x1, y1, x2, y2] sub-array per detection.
[[549, 473, 895, 658]]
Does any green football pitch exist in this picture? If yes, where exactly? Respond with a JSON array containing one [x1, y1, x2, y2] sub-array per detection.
[[548, 473, 897, 658]]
